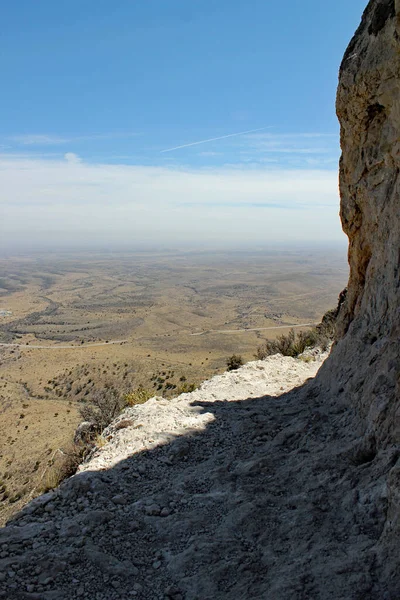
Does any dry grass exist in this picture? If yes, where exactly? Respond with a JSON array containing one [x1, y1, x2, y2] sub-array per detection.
[[94, 434, 107, 448], [40, 443, 87, 493], [124, 386, 152, 407]]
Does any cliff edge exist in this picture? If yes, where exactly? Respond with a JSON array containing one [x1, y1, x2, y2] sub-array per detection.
[[314, 0, 400, 588], [319, 0, 399, 447]]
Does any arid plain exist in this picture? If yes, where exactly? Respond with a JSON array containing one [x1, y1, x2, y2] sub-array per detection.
[[0, 248, 348, 523]]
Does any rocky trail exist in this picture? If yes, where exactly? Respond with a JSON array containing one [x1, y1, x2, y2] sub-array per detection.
[[0, 351, 395, 599]]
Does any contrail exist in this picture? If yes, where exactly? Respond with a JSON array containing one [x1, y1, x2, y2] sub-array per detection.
[[160, 126, 272, 153]]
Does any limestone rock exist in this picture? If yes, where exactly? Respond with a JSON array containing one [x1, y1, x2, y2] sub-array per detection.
[[318, 0, 399, 446], [315, 0, 400, 589]]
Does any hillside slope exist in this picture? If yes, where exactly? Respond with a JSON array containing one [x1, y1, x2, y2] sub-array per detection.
[[2, 351, 392, 599]]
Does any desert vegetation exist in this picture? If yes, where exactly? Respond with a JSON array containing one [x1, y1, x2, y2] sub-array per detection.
[[226, 354, 244, 370], [255, 292, 345, 360], [79, 385, 154, 433], [0, 250, 347, 523], [256, 327, 329, 359]]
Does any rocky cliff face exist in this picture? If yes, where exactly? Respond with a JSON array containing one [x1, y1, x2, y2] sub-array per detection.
[[315, 0, 400, 586], [317, 0, 399, 446]]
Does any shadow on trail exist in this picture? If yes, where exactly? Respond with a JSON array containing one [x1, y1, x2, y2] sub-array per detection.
[[0, 379, 395, 600]]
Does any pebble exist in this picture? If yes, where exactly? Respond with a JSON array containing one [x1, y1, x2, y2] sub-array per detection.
[[112, 495, 127, 505], [145, 504, 161, 516]]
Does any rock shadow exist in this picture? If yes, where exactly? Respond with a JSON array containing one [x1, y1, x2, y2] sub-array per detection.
[[0, 379, 397, 600]]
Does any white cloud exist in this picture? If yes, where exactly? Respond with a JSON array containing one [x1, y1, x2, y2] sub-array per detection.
[[6, 132, 140, 147], [64, 152, 82, 164], [198, 151, 222, 157], [238, 132, 340, 166], [0, 153, 344, 249], [8, 134, 69, 146]]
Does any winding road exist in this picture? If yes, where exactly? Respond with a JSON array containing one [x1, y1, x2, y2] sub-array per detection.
[[190, 322, 318, 336], [0, 322, 319, 350], [0, 340, 128, 350]]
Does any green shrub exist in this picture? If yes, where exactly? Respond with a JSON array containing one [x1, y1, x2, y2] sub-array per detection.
[[256, 327, 331, 360], [177, 382, 197, 394], [226, 354, 244, 371]]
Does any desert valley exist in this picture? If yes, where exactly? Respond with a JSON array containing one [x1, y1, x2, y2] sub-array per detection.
[[0, 247, 347, 523]]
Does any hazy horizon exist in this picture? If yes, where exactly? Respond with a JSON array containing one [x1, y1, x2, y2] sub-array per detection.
[[0, 238, 348, 258]]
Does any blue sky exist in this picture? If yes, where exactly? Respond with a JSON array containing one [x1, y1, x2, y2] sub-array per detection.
[[0, 0, 367, 249]]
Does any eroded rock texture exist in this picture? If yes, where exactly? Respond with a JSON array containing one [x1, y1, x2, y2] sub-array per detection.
[[316, 0, 400, 587], [318, 0, 399, 445], [319, 0, 400, 448]]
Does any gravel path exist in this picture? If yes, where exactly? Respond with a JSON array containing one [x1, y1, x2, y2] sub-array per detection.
[[0, 352, 393, 599]]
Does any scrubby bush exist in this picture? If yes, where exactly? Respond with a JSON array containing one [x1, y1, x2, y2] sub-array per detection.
[[79, 385, 153, 434], [177, 382, 197, 394], [256, 329, 296, 359], [256, 327, 331, 360], [79, 387, 126, 433], [256, 289, 347, 360], [226, 354, 243, 371], [256, 316, 335, 359]]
